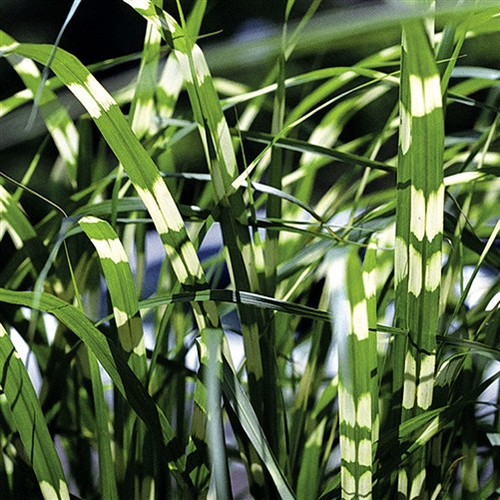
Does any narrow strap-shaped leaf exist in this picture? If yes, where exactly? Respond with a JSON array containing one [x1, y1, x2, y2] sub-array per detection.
[[79, 216, 145, 357], [220, 357, 296, 500], [362, 235, 381, 457], [0, 323, 70, 500], [237, 129, 395, 173], [296, 418, 326, 499], [122, 1, 238, 196], [394, 7, 445, 497], [128, 1, 162, 139], [327, 247, 374, 499], [26, 0, 81, 130], [119, 2, 260, 286], [78, 210, 148, 490], [200, 328, 232, 499]]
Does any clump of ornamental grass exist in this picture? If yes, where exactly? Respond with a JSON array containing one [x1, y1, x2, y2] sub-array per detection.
[[0, 0, 499, 498]]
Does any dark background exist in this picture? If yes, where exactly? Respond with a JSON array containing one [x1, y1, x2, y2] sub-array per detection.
[[0, 1, 377, 55]]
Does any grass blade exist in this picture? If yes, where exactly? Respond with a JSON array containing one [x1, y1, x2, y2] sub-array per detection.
[[79, 216, 144, 357], [202, 328, 232, 499], [327, 247, 375, 499], [394, 7, 445, 497]]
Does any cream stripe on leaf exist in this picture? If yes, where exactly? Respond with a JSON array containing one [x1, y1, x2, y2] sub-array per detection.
[[408, 74, 441, 117], [410, 186, 426, 242], [156, 54, 183, 121], [394, 9, 444, 498]]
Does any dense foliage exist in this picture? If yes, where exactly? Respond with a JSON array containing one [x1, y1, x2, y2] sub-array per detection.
[[0, 1, 499, 498]]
